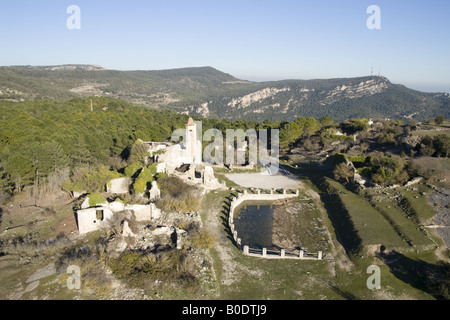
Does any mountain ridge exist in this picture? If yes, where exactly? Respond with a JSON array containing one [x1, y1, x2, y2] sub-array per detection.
[[0, 65, 448, 122]]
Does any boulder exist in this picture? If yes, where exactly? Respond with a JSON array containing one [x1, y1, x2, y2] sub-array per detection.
[[122, 220, 136, 238]]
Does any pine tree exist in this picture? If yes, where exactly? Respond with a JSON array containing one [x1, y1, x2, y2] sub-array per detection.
[[6, 153, 34, 193]]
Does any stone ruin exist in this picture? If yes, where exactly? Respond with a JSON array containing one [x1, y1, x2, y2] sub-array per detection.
[[76, 197, 161, 235], [107, 177, 132, 194], [75, 117, 227, 236], [181, 164, 226, 190]]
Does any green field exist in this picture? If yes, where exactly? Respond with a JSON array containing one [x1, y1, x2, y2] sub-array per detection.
[[200, 185, 440, 300]]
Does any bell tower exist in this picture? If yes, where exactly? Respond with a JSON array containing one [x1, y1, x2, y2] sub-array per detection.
[[185, 117, 200, 164]]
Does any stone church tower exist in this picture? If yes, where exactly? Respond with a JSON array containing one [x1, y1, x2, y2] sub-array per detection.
[[156, 117, 202, 166], [185, 117, 201, 164]]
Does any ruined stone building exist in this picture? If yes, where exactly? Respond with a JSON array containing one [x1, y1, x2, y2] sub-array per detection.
[[157, 117, 202, 169], [75, 117, 223, 235]]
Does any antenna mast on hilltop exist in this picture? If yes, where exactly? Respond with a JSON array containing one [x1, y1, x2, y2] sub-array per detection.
[[371, 66, 374, 76], [90, 99, 93, 112], [378, 67, 381, 77]]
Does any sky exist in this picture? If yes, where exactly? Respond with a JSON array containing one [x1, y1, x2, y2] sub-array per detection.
[[0, 0, 449, 92]]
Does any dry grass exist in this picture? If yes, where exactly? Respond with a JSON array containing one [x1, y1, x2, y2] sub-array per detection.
[[411, 157, 450, 188], [156, 176, 201, 213]]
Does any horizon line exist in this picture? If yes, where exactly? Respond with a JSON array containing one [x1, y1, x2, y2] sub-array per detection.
[[2, 63, 449, 94]]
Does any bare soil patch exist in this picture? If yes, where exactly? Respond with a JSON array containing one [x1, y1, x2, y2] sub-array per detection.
[[225, 172, 302, 189]]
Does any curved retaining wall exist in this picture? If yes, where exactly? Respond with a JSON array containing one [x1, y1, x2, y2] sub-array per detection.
[[228, 188, 323, 260]]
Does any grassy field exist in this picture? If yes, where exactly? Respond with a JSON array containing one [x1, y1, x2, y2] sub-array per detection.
[[0, 162, 447, 300], [199, 180, 441, 300], [414, 121, 450, 138], [414, 129, 450, 138], [326, 178, 407, 251]]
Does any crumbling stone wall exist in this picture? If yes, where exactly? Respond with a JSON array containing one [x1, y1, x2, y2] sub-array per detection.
[[107, 177, 132, 194], [76, 202, 161, 235], [76, 207, 114, 235]]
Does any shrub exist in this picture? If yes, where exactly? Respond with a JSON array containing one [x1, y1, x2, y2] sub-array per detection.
[[88, 193, 106, 207], [64, 165, 121, 193], [371, 155, 409, 186], [320, 116, 334, 127], [108, 249, 198, 288], [333, 162, 354, 183], [432, 134, 450, 158], [418, 135, 450, 157], [358, 167, 373, 178], [378, 132, 396, 145], [128, 140, 150, 166], [157, 194, 200, 213], [348, 156, 369, 167], [334, 153, 348, 165], [132, 164, 157, 195], [124, 163, 141, 178], [58, 245, 113, 299], [341, 118, 369, 134], [156, 176, 200, 213], [434, 115, 445, 125], [132, 178, 147, 195], [189, 229, 215, 249], [155, 172, 168, 180], [158, 176, 190, 197], [426, 261, 450, 300]]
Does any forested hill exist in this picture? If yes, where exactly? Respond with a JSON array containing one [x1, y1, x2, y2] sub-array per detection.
[[1, 65, 449, 122], [0, 97, 258, 196]]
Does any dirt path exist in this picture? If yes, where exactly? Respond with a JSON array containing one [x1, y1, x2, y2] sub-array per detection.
[[225, 172, 303, 189], [201, 192, 241, 288]]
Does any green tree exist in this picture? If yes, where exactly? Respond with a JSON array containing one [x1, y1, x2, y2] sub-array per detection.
[[433, 134, 450, 158], [420, 136, 436, 157], [6, 153, 34, 193], [64, 165, 121, 193], [280, 123, 301, 148], [341, 118, 369, 134], [360, 142, 369, 154], [435, 115, 445, 125], [129, 140, 150, 166], [47, 141, 69, 173], [280, 116, 320, 148], [124, 163, 142, 178], [320, 116, 334, 127], [133, 164, 156, 195], [371, 155, 409, 186], [69, 137, 94, 166], [333, 162, 354, 183]]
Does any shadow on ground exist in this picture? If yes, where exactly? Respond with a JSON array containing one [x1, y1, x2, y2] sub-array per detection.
[[378, 250, 450, 300]]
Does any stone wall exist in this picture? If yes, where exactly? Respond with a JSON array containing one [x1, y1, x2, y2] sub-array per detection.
[[227, 188, 323, 261], [76, 201, 161, 235], [149, 181, 161, 201], [76, 207, 115, 235]]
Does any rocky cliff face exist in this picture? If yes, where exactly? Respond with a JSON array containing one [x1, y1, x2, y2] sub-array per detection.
[[320, 78, 390, 105], [182, 74, 449, 121], [227, 87, 290, 109], [197, 76, 398, 121]]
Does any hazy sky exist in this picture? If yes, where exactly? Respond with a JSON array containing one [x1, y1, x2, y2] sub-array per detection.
[[1, 0, 449, 92]]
